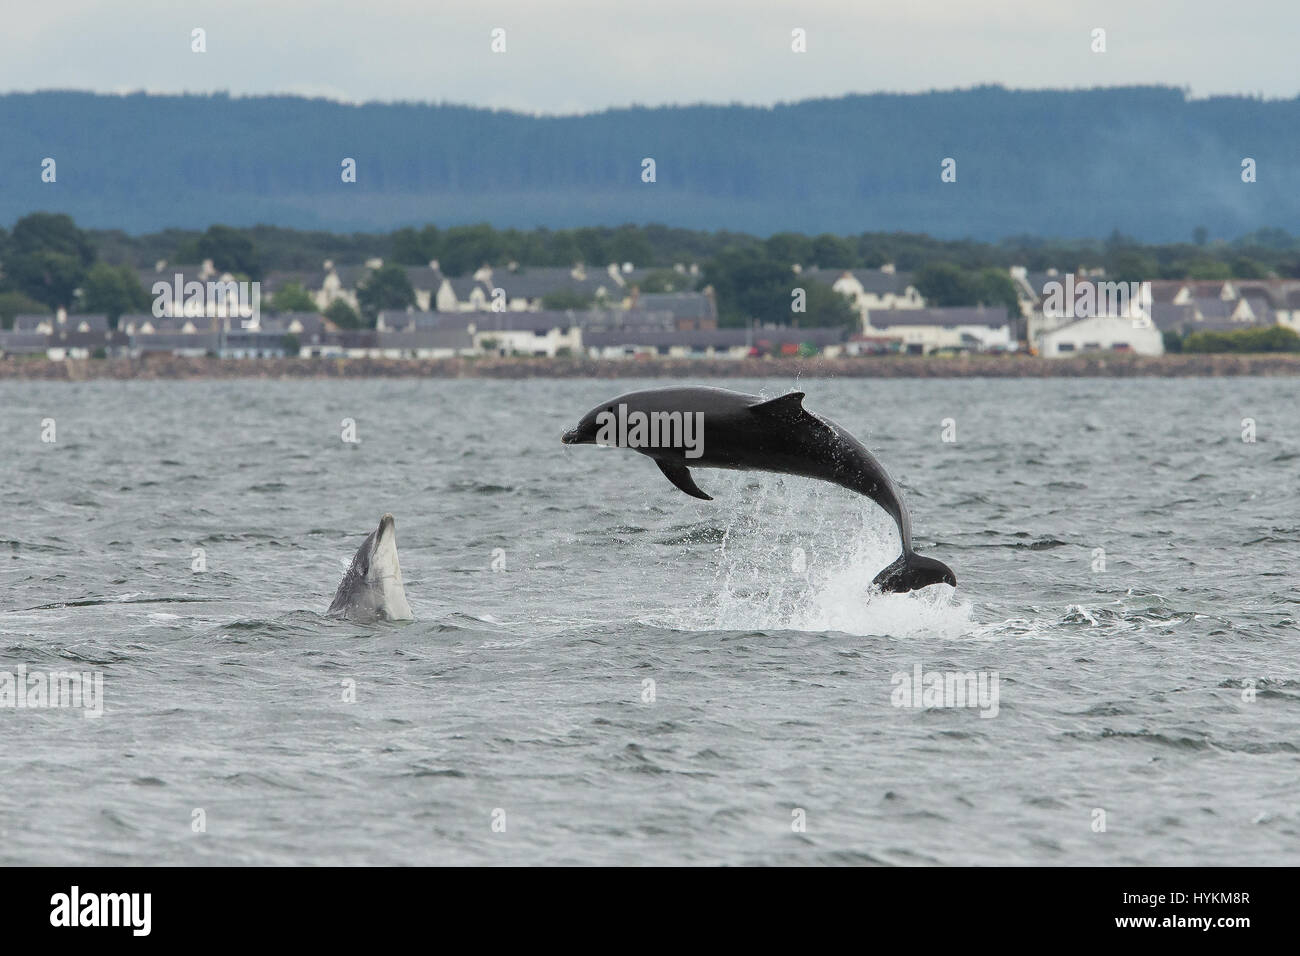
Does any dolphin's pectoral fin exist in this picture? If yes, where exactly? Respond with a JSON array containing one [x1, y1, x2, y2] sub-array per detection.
[[656, 460, 712, 500], [749, 391, 807, 420]]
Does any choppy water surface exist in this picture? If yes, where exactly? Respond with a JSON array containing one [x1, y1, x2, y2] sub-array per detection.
[[0, 377, 1296, 865]]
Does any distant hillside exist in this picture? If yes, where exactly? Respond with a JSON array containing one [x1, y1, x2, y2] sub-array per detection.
[[3, 86, 1298, 240]]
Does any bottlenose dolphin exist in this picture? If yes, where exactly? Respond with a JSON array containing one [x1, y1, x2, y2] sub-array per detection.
[[327, 513, 414, 621], [561, 387, 955, 593]]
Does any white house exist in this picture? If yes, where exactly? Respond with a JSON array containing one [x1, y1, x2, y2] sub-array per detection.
[[800, 266, 925, 330], [1038, 315, 1164, 357], [865, 307, 1013, 354], [470, 312, 583, 357]]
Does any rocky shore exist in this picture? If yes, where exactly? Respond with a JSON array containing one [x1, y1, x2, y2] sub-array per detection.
[[3, 353, 1300, 380]]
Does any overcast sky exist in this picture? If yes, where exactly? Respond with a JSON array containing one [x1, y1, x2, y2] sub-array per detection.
[[3, 0, 1295, 114]]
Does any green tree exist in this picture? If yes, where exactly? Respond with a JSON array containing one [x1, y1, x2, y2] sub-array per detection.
[[355, 264, 414, 323], [541, 289, 594, 310], [80, 263, 151, 323], [1184, 259, 1232, 280], [9, 212, 95, 264], [800, 281, 859, 330], [915, 263, 979, 306], [0, 290, 49, 329], [4, 213, 96, 309], [702, 248, 795, 326], [975, 268, 1021, 315], [390, 228, 427, 265], [270, 282, 317, 313], [6, 251, 86, 310], [323, 299, 363, 329], [1184, 326, 1300, 353], [636, 270, 688, 294], [197, 225, 261, 279], [809, 233, 858, 268], [1108, 251, 1159, 283]]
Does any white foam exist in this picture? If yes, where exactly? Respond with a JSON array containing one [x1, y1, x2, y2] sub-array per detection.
[[661, 476, 976, 638]]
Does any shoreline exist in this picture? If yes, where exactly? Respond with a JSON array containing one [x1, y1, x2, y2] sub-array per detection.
[[3, 353, 1300, 380]]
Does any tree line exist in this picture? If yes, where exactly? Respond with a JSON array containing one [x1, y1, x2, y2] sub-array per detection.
[[3, 213, 1298, 338]]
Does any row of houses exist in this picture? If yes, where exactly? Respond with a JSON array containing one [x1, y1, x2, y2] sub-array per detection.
[[0, 307, 858, 361], [141, 258, 708, 318], [9, 254, 1299, 361]]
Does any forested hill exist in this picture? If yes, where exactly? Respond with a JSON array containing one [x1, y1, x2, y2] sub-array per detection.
[[3, 86, 1297, 240]]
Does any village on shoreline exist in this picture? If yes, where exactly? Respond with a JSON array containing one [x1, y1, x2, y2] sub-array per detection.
[[4, 215, 1299, 372], [4, 257, 1299, 370]]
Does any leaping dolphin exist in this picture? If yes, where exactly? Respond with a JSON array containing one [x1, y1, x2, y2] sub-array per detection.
[[561, 386, 955, 593], [328, 513, 414, 621]]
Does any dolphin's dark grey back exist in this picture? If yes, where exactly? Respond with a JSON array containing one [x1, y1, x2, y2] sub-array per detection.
[[564, 386, 954, 592]]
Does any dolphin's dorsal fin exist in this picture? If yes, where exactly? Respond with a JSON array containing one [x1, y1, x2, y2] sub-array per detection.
[[749, 392, 806, 420], [656, 460, 712, 500]]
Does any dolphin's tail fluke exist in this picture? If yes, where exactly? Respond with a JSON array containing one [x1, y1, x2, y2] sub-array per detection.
[[872, 551, 957, 593]]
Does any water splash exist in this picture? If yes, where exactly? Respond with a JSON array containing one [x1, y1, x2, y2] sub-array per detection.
[[658, 475, 976, 638]]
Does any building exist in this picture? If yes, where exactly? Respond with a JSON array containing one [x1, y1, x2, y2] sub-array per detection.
[[46, 330, 132, 360], [624, 290, 717, 329], [1037, 315, 1164, 357], [469, 311, 583, 357], [865, 307, 1014, 354], [798, 265, 925, 331], [0, 332, 50, 357], [585, 327, 752, 359]]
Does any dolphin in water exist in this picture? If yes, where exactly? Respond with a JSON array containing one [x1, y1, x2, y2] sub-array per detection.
[[327, 513, 414, 621], [561, 386, 955, 593]]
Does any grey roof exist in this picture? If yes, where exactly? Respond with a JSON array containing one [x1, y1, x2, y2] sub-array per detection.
[[332, 266, 371, 288], [378, 329, 476, 350], [262, 270, 327, 293], [492, 267, 610, 300], [132, 333, 220, 351], [804, 268, 916, 295], [442, 276, 491, 299], [1150, 302, 1197, 331], [587, 326, 845, 349], [585, 328, 752, 349], [261, 312, 329, 334], [48, 329, 128, 347], [66, 313, 109, 331], [13, 313, 109, 332], [869, 306, 1010, 329], [125, 315, 221, 333], [377, 310, 467, 332], [751, 326, 848, 346], [0, 331, 50, 353], [1145, 280, 1187, 304], [471, 311, 582, 333], [324, 330, 380, 348], [1192, 297, 1236, 321], [574, 310, 677, 332], [402, 266, 444, 290], [630, 292, 714, 319]]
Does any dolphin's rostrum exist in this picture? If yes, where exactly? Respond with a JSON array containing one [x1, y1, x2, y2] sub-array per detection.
[[328, 513, 414, 621], [562, 386, 956, 593]]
